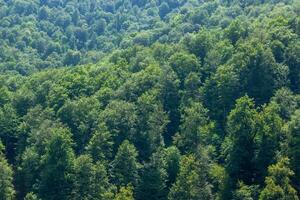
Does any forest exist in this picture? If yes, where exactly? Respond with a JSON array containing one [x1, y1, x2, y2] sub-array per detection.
[[0, 0, 299, 199]]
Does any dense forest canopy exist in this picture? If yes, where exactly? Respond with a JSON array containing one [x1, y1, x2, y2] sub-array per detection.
[[0, 0, 299, 200]]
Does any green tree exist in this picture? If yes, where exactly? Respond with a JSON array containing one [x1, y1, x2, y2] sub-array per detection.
[[164, 146, 181, 188], [0, 87, 10, 107], [13, 87, 36, 116], [58, 97, 101, 153], [72, 155, 110, 200], [114, 186, 134, 200], [255, 102, 284, 184], [174, 102, 210, 153], [24, 192, 40, 200], [100, 100, 138, 152], [135, 91, 168, 159], [39, 128, 75, 200], [224, 20, 248, 45], [111, 140, 140, 187], [201, 65, 241, 123], [224, 96, 258, 197], [286, 110, 300, 191], [234, 41, 289, 104], [0, 142, 15, 200], [159, 2, 170, 18], [285, 41, 300, 93], [169, 52, 200, 83], [86, 123, 113, 162], [168, 154, 212, 200], [185, 29, 213, 62], [271, 88, 298, 120], [63, 50, 81, 66], [0, 104, 19, 162], [137, 150, 168, 200], [259, 157, 299, 200], [233, 182, 259, 200]]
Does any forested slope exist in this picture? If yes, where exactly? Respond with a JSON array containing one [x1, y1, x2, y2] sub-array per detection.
[[0, 0, 299, 200]]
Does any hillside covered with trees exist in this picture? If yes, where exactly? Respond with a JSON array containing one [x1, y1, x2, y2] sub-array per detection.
[[0, 0, 299, 200]]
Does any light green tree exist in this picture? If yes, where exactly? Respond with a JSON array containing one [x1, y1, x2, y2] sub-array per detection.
[[259, 157, 299, 200]]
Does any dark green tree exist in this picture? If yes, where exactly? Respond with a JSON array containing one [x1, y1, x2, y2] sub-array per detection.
[[39, 128, 75, 200], [137, 150, 168, 200], [286, 110, 300, 192], [111, 140, 140, 187], [285, 41, 300, 93], [224, 96, 258, 198], [0, 104, 19, 162], [0, 142, 15, 200], [164, 146, 181, 188]]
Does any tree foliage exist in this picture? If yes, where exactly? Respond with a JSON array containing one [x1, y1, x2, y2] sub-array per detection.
[[0, 0, 298, 199]]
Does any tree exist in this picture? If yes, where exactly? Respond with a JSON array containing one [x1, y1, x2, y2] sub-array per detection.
[[137, 150, 168, 200], [39, 128, 75, 200], [100, 101, 137, 152], [164, 146, 180, 188], [233, 41, 289, 104], [86, 123, 113, 162], [201, 65, 241, 123], [233, 182, 259, 200], [224, 20, 248, 45], [114, 186, 134, 200], [0, 104, 19, 162], [185, 29, 213, 62], [72, 155, 110, 200], [13, 87, 36, 116], [255, 102, 284, 184], [63, 50, 81, 66], [285, 41, 300, 93], [159, 2, 170, 18], [111, 140, 140, 187], [168, 154, 212, 200], [24, 192, 40, 200], [286, 110, 300, 192], [174, 102, 210, 153], [169, 52, 200, 83], [58, 97, 101, 153], [224, 96, 258, 197], [95, 19, 107, 35], [135, 91, 168, 159], [259, 157, 299, 200], [0, 142, 15, 200], [271, 88, 298, 120], [0, 87, 10, 107]]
